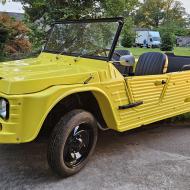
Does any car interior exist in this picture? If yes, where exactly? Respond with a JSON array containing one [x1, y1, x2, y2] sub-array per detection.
[[112, 50, 190, 77], [166, 53, 190, 73]]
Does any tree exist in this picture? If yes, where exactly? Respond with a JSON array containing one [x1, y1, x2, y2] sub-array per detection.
[[20, 0, 139, 23], [100, 0, 139, 48], [160, 31, 175, 51], [18, 0, 104, 48], [163, 0, 186, 26], [121, 18, 136, 48], [100, 0, 139, 17], [0, 23, 9, 57], [135, 0, 165, 28], [0, 13, 31, 55], [0, 0, 6, 5], [17, 0, 140, 49], [159, 25, 176, 51], [135, 0, 187, 29], [20, 0, 102, 24]]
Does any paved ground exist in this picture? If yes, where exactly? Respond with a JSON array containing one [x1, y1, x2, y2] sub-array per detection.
[[1, 122, 190, 190]]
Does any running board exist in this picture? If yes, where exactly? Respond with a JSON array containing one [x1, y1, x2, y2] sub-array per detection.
[[118, 101, 143, 110]]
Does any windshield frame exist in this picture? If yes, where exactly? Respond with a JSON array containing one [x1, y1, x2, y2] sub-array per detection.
[[43, 17, 124, 61]]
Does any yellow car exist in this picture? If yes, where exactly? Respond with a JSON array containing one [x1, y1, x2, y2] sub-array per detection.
[[0, 17, 190, 177]]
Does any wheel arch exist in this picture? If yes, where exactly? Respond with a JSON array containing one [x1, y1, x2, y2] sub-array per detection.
[[38, 88, 117, 138]]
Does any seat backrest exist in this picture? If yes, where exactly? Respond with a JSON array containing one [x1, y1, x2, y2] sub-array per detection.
[[135, 52, 168, 76]]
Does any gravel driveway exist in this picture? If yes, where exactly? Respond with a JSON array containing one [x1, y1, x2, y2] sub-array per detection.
[[1, 123, 190, 190]]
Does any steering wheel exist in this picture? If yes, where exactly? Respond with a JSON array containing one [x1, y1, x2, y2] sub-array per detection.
[[114, 52, 122, 57], [112, 51, 122, 61], [95, 48, 109, 57]]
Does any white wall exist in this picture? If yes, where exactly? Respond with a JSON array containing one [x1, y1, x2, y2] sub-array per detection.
[[0, 0, 24, 13]]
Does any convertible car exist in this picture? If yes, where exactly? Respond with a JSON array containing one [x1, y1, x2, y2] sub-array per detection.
[[0, 17, 189, 177]]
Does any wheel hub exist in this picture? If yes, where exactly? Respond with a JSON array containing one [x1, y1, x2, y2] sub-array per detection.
[[63, 124, 93, 168], [70, 137, 85, 152]]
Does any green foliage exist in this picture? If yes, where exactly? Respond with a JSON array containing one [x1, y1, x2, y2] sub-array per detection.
[[121, 19, 136, 48], [135, 0, 165, 28], [0, 23, 9, 57], [160, 30, 176, 51], [135, 0, 188, 29], [0, 0, 6, 5], [19, 0, 140, 49], [1, 0, 189, 51], [24, 17, 45, 50], [21, 0, 101, 23], [101, 0, 139, 17], [101, 0, 139, 48], [121, 31, 135, 48], [19, 0, 104, 48], [164, 0, 187, 27]]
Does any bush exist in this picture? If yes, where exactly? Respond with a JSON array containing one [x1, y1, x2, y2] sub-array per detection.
[[160, 31, 176, 51], [0, 13, 32, 59], [0, 23, 9, 57], [121, 18, 136, 48], [121, 30, 135, 48]]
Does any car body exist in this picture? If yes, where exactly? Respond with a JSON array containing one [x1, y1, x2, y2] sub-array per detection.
[[0, 17, 190, 143]]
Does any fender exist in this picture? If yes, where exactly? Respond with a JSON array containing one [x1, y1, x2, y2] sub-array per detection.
[[22, 85, 118, 142]]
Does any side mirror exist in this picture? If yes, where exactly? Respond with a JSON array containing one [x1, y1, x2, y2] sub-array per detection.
[[119, 55, 135, 67]]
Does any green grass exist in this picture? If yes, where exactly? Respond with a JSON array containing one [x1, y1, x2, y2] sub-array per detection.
[[126, 47, 190, 58]]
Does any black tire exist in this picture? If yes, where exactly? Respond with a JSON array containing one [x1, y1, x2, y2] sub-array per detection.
[[147, 44, 150, 48], [47, 109, 98, 178]]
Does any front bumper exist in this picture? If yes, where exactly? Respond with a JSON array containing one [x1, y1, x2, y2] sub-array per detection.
[[0, 86, 59, 144]]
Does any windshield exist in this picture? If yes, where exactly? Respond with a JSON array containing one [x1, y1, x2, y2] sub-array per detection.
[[152, 37, 161, 41], [44, 19, 122, 60]]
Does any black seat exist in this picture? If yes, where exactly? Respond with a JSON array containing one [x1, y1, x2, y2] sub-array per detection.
[[112, 50, 131, 75], [166, 53, 190, 72], [135, 52, 168, 76]]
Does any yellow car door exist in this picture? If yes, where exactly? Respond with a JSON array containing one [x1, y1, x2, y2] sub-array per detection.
[[117, 74, 169, 131], [160, 71, 190, 117]]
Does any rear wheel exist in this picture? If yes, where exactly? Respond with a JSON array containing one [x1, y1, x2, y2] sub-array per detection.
[[47, 109, 98, 177]]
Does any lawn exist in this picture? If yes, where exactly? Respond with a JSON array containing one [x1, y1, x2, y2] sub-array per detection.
[[126, 47, 190, 58]]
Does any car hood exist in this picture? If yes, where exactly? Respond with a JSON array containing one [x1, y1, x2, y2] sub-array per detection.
[[0, 53, 103, 95]]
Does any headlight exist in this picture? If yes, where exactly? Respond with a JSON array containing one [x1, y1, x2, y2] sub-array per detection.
[[0, 98, 9, 120]]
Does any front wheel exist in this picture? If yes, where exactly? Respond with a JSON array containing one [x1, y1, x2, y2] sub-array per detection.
[[47, 109, 98, 177]]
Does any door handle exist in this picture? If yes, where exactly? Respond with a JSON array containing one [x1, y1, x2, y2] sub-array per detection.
[[118, 101, 143, 110], [154, 80, 167, 86]]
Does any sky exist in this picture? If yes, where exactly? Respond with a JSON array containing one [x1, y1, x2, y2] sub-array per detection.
[[182, 0, 190, 14], [0, 0, 190, 14]]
